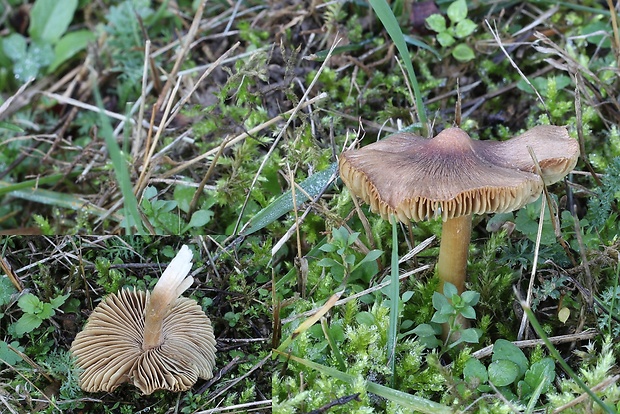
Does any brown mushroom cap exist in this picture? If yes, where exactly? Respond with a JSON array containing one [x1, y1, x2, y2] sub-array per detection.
[[339, 125, 579, 222], [70, 246, 217, 395]]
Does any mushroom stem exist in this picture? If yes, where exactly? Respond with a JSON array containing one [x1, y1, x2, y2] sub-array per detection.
[[143, 245, 194, 351], [436, 214, 472, 295]]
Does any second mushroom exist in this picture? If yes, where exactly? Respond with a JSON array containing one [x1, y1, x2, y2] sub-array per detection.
[[339, 125, 579, 298]]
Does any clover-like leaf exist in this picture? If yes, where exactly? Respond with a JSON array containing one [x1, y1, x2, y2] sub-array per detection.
[[425, 14, 447, 33], [447, 0, 468, 23], [492, 339, 529, 378], [488, 359, 519, 387], [437, 32, 456, 47], [455, 19, 477, 38], [452, 44, 475, 62]]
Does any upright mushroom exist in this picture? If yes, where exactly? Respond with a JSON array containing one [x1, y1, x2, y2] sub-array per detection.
[[70, 245, 217, 395], [339, 125, 579, 296]]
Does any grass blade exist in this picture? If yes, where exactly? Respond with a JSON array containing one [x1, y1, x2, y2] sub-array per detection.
[[274, 350, 452, 414], [8, 187, 121, 220], [241, 163, 338, 236], [387, 215, 399, 386], [0, 174, 72, 196], [93, 87, 145, 234], [368, 0, 428, 132]]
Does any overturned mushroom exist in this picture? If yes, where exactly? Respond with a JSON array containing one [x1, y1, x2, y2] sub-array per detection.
[[339, 125, 579, 296], [70, 245, 217, 395]]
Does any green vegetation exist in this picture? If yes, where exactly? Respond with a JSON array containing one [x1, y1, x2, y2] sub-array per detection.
[[0, 0, 619, 412], [0, 237, 270, 412]]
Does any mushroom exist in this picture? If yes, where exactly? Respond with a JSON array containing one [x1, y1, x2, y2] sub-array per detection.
[[70, 245, 217, 395], [339, 125, 579, 296]]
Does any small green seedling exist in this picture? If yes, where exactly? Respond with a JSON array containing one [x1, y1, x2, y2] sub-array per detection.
[[10, 292, 69, 337], [141, 186, 214, 234], [412, 282, 481, 351], [317, 226, 383, 285], [463, 339, 555, 408], [425, 0, 477, 62]]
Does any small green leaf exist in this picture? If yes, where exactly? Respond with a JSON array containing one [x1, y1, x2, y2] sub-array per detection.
[[357, 249, 383, 266], [173, 185, 195, 213], [402, 291, 414, 302], [412, 323, 437, 338], [492, 339, 529, 378], [185, 209, 213, 230], [49, 30, 95, 72], [437, 32, 455, 47], [425, 14, 447, 33], [463, 358, 488, 384], [355, 311, 375, 325], [50, 293, 69, 309], [319, 243, 337, 253], [454, 19, 477, 38], [14, 40, 54, 82], [13, 313, 44, 336], [38, 303, 54, 319], [0, 277, 17, 306], [432, 291, 450, 311], [17, 294, 41, 314], [522, 357, 554, 394], [452, 44, 475, 62], [488, 359, 519, 387], [460, 328, 481, 343], [29, 0, 78, 43], [442, 282, 458, 298], [431, 312, 450, 324], [317, 258, 340, 268], [346, 231, 360, 247], [460, 305, 476, 319], [447, 0, 468, 23], [2, 34, 27, 61], [461, 290, 480, 305], [0, 341, 23, 365]]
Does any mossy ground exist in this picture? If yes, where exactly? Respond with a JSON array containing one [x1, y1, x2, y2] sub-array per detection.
[[0, 0, 619, 412]]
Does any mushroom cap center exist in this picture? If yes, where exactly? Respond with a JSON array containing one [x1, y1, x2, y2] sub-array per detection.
[[430, 127, 474, 154]]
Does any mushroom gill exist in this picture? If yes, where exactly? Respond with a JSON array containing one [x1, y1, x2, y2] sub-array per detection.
[[70, 245, 217, 395]]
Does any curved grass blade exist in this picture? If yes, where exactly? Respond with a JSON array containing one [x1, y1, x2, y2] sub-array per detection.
[[6, 186, 121, 221], [0, 174, 71, 196], [273, 350, 452, 414], [241, 163, 338, 236], [403, 35, 442, 60]]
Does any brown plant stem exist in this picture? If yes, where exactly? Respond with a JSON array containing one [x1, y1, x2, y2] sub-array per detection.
[[436, 214, 472, 295]]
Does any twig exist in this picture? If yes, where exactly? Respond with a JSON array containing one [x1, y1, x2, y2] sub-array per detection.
[[471, 329, 598, 360], [553, 375, 619, 413], [484, 19, 549, 116]]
